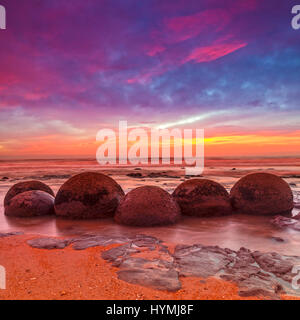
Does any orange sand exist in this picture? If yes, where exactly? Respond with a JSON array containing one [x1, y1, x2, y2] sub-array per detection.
[[0, 235, 297, 300]]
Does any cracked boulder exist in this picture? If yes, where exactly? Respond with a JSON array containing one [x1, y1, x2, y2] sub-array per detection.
[[54, 172, 124, 219], [114, 186, 181, 226], [5, 190, 55, 217], [4, 180, 54, 208], [230, 173, 293, 216], [172, 179, 232, 217]]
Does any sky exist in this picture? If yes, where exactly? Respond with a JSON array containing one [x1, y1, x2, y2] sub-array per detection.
[[0, 0, 300, 159]]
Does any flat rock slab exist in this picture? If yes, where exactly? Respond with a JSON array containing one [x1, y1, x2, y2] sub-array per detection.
[[270, 236, 285, 243], [221, 272, 283, 299], [117, 268, 181, 292], [271, 215, 300, 231], [102, 240, 181, 291], [71, 235, 132, 250], [173, 244, 300, 299], [103, 240, 300, 298], [26, 233, 157, 251], [126, 173, 143, 178], [147, 172, 180, 179], [0, 231, 24, 238], [101, 244, 139, 266], [27, 238, 71, 249], [72, 233, 161, 251], [25, 232, 300, 298], [173, 244, 234, 278], [131, 234, 162, 251]]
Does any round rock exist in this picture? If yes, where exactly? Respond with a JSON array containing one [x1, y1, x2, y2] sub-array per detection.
[[54, 172, 125, 219], [5, 190, 55, 217], [172, 179, 232, 217], [230, 173, 294, 216], [4, 180, 54, 208], [115, 186, 181, 226]]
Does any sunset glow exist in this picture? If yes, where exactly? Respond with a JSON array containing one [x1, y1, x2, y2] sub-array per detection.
[[0, 0, 299, 159]]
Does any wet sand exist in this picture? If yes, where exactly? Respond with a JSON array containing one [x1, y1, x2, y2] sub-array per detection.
[[0, 158, 300, 300]]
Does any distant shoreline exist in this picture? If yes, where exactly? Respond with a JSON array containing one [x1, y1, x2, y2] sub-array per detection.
[[1, 156, 300, 162]]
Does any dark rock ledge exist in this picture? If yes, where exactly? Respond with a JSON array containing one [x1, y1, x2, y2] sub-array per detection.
[[271, 215, 300, 231], [0, 231, 24, 238], [26, 233, 300, 299]]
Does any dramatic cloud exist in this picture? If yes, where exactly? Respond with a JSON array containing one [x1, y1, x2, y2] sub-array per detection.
[[0, 0, 299, 157]]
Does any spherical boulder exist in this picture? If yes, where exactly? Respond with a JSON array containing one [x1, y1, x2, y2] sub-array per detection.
[[114, 186, 181, 226], [54, 172, 125, 219], [4, 180, 54, 208], [230, 173, 294, 216], [5, 190, 55, 217], [172, 179, 232, 217]]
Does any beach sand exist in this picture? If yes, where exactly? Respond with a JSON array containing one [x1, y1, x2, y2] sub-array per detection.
[[0, 234, 272, 300]]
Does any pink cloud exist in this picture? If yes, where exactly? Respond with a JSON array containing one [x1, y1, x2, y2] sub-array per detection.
[[24, 92, 50, 101], [127, 63, 169, 84], [165, 9, 231, 42], [146, 45, 166, 57], [184, 42, 247, 63], [128, 39, 247, 84], [128, 4, 256, 84]]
